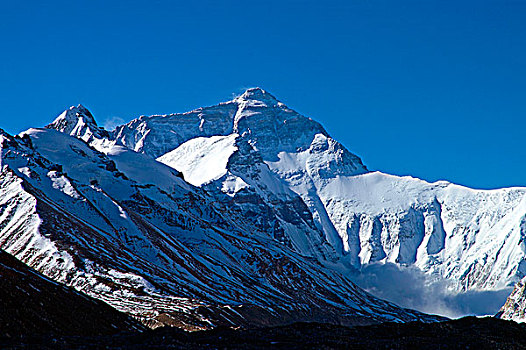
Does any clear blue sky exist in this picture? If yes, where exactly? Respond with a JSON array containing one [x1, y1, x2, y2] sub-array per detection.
[[1, 0, 525, 189]]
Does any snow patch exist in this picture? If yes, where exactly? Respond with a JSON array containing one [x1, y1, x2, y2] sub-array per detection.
[[157, 134, 238, 187]]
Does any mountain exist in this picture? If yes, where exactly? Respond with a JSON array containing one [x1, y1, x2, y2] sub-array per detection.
[[0, 248, 143, 337], [50, 87, 526, 319], [0, 114, 438, 330], [6, 87, 526, 325]]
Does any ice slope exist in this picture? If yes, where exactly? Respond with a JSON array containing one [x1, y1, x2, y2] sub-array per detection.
[[158, 134, 238, 187], [0, 127, 436, 329], [72, 88, 526, 317]]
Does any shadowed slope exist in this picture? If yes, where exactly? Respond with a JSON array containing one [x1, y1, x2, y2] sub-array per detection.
[[0, 249, 144, 337]]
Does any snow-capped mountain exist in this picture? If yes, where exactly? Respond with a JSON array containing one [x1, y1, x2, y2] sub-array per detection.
[[51, 87, 526, 319], [0, 116, 437, 329], [6, 87, 526, 324]]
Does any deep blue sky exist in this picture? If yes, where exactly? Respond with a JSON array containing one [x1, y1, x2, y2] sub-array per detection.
[[1, 1, 525, 189]]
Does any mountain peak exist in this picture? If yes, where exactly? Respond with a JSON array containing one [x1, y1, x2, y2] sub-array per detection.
[[45, 104, 107, 141], [47, 104, 97, 128], [236, 87, 280, 106], [74, 103, 91, 114]]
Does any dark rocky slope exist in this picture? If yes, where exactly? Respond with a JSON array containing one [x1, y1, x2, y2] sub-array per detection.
[[0, 249, 144, 338], [3, 316, 526, 349]]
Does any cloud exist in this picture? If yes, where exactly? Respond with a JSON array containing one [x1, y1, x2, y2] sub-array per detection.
[[102, 116, 125, 131], [351, 263, 513, 318]]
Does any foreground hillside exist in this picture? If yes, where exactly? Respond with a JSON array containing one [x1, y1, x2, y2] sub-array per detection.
[[0, 249, 142, 337], [2, 317, 525, 349]]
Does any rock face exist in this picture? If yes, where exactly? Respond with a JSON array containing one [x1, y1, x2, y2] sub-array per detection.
[[498, 277, 526, 321], [0, 248, 143, 336], [0, 124, 437, 331]]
